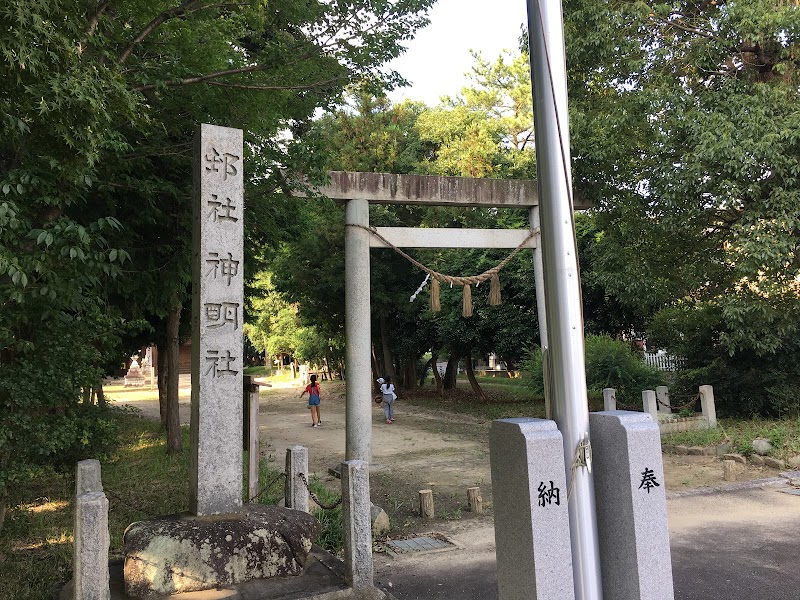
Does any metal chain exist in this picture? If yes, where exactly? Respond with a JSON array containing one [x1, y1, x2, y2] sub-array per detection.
[[614, 393, 700, 413], [298, 472, 342, 510], [246, 471, 287, 503]]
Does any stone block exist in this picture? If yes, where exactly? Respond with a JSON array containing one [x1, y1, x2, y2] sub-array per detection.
[[752, 438, 773, 456], [341, 460, 373, 589], [723, 453, 746, 465], [642, 390, 658, 422], [76, 459, 103, 495], [699, 385, 717, 428], [603, 388, 617, 412], [489, 418, 574, 600], [764, 457, 786, 470], [370, 504, 390, 536], [675, 445, 689, 455], [714, 442, 733, 456], [123, 505, 319, 598], [656, 386, 671, 414], [590, 411, 675, 600], [788, 455, 800, 468], [74, 491, 110, 600], [687, 446, 705, 456], [285, 445, 309, 513], [750, 455, 765, 466]]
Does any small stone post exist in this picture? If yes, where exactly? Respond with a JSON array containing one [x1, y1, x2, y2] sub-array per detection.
[[723, 460, 736, 482], [656, 386, 671, 414], [74, 491, 110, 600], [642, 390, 658, 422], [489, 418, 575, 600], [243, 376, 260, 502], [467, 487, 483, 513], [699, 385, 717, 428], [419, 490, 434, 519], [590, 411, 674, 600], [603, 388, 617, 412], [285, 445, 309, 513], [341, 460, 373, 589], [76, 459, 102, 496]]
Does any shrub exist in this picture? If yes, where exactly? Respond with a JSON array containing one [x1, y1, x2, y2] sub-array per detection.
[[522, 335, 663, 406]]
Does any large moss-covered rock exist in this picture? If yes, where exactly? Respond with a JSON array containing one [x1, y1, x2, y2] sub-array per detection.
[[123, 505, 319, 598]]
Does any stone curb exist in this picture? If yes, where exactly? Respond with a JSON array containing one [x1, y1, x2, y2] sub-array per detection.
[[666, 477, 786, 499]]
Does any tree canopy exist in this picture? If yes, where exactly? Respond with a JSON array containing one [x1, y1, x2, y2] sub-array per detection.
[[0, 0, 435, 525]]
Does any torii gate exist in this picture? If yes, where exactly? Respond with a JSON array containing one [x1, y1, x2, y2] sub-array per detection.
[[315, 170, 592, 588]]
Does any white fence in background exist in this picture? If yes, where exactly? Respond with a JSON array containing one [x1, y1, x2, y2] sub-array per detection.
[[643, 352, 687, 372]]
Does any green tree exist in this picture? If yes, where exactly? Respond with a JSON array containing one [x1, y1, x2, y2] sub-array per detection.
[[0, 0, 434, 527], [563, 0, 800, 414]]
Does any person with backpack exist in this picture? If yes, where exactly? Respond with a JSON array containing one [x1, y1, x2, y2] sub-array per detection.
[[380, 376, 396, 424], [300, 374, 322, 427]]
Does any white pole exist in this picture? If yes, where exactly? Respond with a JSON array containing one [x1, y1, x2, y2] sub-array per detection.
[[526, 1, 603, 599], [344, 199, 372, 463]]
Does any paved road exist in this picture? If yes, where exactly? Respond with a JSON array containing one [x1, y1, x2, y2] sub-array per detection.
[[375, 484, 800, 600]]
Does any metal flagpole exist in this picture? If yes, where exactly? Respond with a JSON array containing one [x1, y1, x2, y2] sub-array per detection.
[[526, 1, 604, 599]]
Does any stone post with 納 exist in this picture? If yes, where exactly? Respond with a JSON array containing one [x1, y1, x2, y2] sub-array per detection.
[[489, 418, 574, 600], [590, 411, 674, 600], [190, 123, 244, 516]]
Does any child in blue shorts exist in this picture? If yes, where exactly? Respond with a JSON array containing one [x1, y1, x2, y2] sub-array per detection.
[[300, 374, 322, 427]]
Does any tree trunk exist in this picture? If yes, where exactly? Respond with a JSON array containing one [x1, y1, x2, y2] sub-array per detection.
[[165, 292, 182, 455], [465, 349, 487, 402], [371, 344, 381, 383], [157, 343, 168, 428], [379, 311, 396, 382], [96, 383, 106, 408], [82, 387, 92, 405], [403, 357, 417, 390], [443, 355, 460, 390], [418, 356, 433, 387], [0, 497, 6, 534]]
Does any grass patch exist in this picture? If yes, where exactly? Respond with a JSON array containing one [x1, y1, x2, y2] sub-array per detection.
[[243, 365, 271, 377], [1, 410, 342, 600], [662, 417, 800, 458]]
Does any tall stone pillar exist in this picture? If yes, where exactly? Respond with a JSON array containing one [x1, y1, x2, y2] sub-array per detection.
[[190, 124, 244, 516]]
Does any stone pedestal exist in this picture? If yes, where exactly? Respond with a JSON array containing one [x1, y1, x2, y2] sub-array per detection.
[[123, 505, 319, 598], [590, 411, 674, 600], [489, 418, 574, 600]]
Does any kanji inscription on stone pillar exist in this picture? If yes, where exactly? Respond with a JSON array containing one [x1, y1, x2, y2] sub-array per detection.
[[190, 124, 244, 516]]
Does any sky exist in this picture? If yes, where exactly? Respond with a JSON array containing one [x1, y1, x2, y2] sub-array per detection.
[[387, 0, 529, 106]]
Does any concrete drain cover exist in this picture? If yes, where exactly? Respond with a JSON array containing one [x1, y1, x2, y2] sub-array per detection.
[[386, 535, 455, 553]]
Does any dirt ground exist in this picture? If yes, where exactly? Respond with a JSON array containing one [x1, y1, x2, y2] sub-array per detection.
[[110, 379, 778, 534]]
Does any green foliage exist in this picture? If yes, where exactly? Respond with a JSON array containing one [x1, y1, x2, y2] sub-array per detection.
[[523, 335, 662, 406], [1, 414, 190, 599], [0, 318, 119, 506], [650, 304, 800, 417], [1, 0, 436, 520], [562, 0, 800, 414]]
